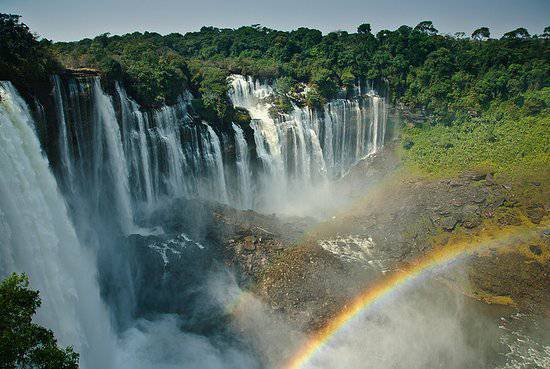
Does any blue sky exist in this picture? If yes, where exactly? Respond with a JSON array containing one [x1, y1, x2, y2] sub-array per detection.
[[2, 0, 549, 41]]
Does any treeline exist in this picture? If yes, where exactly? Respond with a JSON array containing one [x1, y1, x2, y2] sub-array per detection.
[[50, 21, 550, 123], [0, 14, 60, 100], [1, 13, 549, 125]]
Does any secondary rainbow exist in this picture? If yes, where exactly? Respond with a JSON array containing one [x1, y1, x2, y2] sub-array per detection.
[[283, 226, 539, 369]]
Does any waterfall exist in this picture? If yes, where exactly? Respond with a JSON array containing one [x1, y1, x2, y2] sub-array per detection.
[[0, 81, 115, 369], [228, 74, 389, 211], [46, 74, 389, 217], [0, 73, 391, 366], [116, 83, 154, 207], [52, 75, 76, 194], [92, 78, 135, 233], [232, 123, 253, 209], [201, 124, 229, 203]]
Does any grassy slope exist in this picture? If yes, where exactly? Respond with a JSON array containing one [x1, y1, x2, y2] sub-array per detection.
[[401, 88, 550, 186]]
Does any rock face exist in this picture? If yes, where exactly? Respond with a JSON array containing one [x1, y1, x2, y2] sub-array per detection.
[[117, 198, 313, 331], [248, 166, 549, 330], [116, 158, 548, 334], [468, 241, 550, 315], [255, 242, 373, 331]]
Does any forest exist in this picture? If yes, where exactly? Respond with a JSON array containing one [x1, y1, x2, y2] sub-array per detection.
[[1, 13, 549, 176]]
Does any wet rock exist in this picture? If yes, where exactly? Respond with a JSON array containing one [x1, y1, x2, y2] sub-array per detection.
[[462, 205, 481, 229], [529, 245, 542, 256], [242, 235, 257, 250], [440, 216, 459, 231], [526, 204, 545, 224], [504, 197, 518, 207], [472, 191, 488, 204], [488, 195, 505, 208], [470, 173, 487, 181], [438, 207, 452, 216], [464, 170, 491, 181], [451, 198, 464, 207]]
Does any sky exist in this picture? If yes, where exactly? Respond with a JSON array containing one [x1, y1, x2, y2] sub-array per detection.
[[2, 0, 549, 41]]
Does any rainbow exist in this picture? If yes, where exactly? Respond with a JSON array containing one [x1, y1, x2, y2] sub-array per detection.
[[283, 226, 540, 369]]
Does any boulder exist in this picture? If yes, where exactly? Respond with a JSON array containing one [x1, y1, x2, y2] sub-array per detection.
[[526, 204, 545, 224], [440, 216, 459, 231]]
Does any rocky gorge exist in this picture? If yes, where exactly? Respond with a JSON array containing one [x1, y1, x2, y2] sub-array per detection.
[[1, 68, 548, 368]]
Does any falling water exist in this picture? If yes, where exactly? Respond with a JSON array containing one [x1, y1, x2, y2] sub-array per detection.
[[228, 74, 389, 211], [47, 74, 389, 217], [201, 124, 229, 203], [0, 81, 115, 369], [232, 123, 253, 209], [92, 78, 135, 233]]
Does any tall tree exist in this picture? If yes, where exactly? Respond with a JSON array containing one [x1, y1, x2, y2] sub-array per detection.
[[414, 21, 438, 35], [357, 23, 372, 35], [471, 27, 490, 40], [502, 27, 531, 39]]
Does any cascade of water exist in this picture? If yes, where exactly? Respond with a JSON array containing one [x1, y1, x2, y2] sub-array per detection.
[[49, 74, 388, 217], [92, 78, 135, 233], [52, 75, 76, 193], [232, 123, 253, 209], [151, 102, 187, 200], [228, 74, 389, 211], [201, 124, 229, 203], [0, 81, 115, 369], [116, 83, 154, 207]]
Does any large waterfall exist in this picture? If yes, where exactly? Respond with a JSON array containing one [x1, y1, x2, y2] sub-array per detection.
[[229, 75, 388, 212], [51, 76, 239, 225], [47, 74, 389, 216], [0, 81, 115, 368]]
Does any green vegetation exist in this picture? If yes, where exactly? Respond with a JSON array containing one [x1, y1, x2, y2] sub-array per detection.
[[0, 273, 79, 369], [0, 14, 59, 98], [45, 20, 549, 124], [3, 13, 549, 123], [402, 87, 550, 178]]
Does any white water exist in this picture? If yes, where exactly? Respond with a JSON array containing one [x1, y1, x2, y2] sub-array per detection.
[[117, 83, 155, 208], [232, 123, 253, 209], [4, 73, 545, 369], [54, 77, 237, 216], [92, 79, 135, 233], [228, 74, 388, 213], [49, 74, 389, 217], [52, 75, 76, 194], [0, 81, 115, 368]]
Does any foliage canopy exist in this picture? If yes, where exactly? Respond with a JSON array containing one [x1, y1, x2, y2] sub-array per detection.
[[0, 273, 79, 369]]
